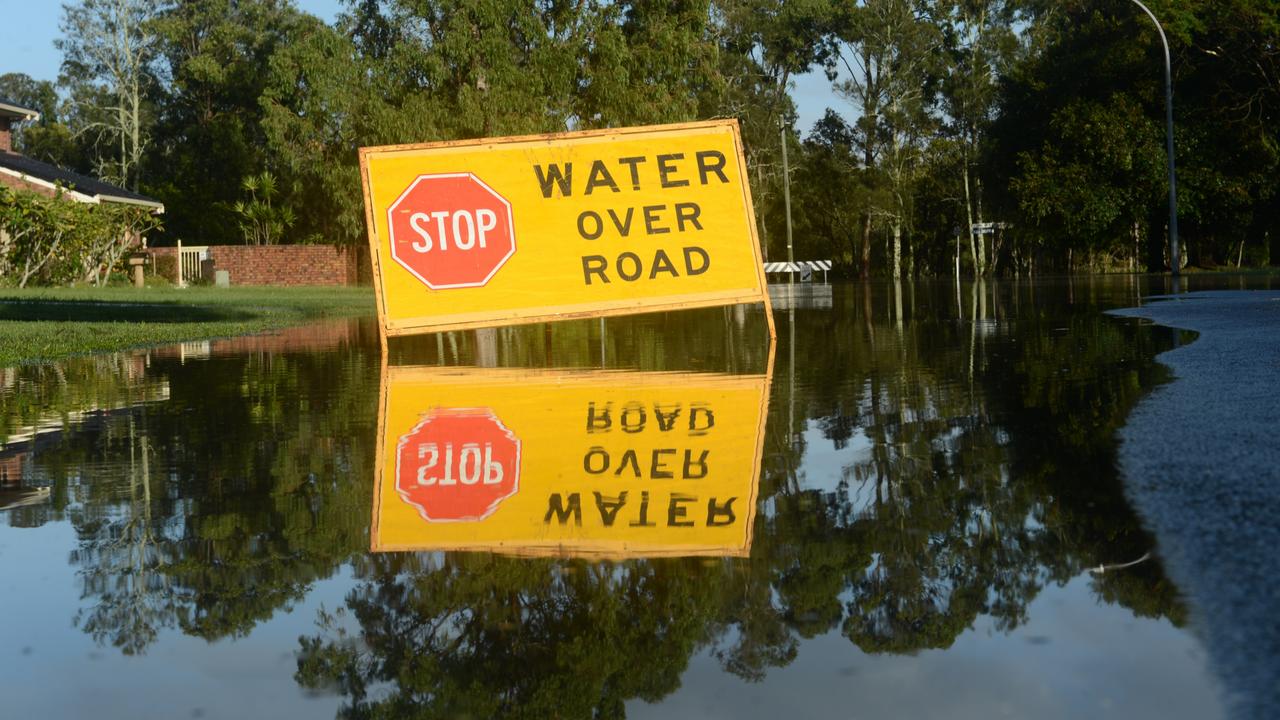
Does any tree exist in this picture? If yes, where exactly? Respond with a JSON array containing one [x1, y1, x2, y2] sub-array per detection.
[[783, 111, 866, 265], [232, 171, 294, 245], [578, 1, 722, 128], [1010, 94, 1164, 269], [989, 0, 1280, 272], [935, 0, 1017, 276], [261, 15, 368, 245], [0, 73, 60, 150], [831, 0, 943, 278], [988, 3, 1163, 271], [0, 73, 87, 169], [57, 0, 159, 191], [0, 73, 59, 121], [711, 0, 832, 261], [146, 0, 308, 245], [1159, 0, 1280, 267]]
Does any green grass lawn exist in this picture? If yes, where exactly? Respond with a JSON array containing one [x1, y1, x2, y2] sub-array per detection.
[[0, 285, 376, 365]]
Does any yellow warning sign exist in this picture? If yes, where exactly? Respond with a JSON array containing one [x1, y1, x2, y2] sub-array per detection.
[[359, 121, 771, 336], [373, 365, 772, 558]]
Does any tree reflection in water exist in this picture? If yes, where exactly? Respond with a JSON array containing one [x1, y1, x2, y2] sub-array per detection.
[[292, 281, 1187, 718], [0, 280, 1189, 718], [2, 332, 379, 654]]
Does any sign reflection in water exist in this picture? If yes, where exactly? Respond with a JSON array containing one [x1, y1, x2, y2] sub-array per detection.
[[373, 363, 772, 557]]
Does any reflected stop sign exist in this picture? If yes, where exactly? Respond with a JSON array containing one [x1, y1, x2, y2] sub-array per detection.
[[395, 408, 521, 522], [387, 173, 516, 289]]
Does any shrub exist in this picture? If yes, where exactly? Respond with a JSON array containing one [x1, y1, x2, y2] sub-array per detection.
[[0, 187, 163, 287], [153, 253, 178, 283]]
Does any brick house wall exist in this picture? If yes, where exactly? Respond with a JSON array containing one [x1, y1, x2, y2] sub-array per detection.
[[0, 169, 58, 198], [148, 244, 368, 286]]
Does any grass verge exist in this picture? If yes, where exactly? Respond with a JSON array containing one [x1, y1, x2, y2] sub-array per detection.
[[0, 285, 376, 366]]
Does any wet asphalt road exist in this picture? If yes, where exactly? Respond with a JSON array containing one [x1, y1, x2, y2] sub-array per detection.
[[1109, 290, 1280, 720]]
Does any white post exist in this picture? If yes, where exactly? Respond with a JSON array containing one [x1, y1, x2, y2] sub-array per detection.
[[176, 240, 185, 288]]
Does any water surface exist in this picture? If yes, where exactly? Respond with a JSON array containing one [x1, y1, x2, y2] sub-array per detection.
[[2, 275, 1270, 719]]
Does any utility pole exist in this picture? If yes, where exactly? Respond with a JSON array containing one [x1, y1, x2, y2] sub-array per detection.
[[780, 117, 794, 285], [1129, 0, 1180, 276]]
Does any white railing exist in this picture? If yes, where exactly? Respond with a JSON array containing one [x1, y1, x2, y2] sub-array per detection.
[[763, 260, 832, 283], [175, 241, 209, 287]]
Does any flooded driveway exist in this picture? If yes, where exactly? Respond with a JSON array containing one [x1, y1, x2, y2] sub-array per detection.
[[0, 276, 1271, 719]]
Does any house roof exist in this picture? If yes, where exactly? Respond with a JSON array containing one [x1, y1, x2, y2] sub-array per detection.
[[0, 152, 164, 212], [0, 96, 39, 122]]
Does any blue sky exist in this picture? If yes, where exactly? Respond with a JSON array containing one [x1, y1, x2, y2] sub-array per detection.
[[1, 0, 836, 133], [0, 0, 346, 82]]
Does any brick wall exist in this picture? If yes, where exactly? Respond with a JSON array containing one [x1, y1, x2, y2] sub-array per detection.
[[148, 244, 369, 286], [0, 167, 58, 198], [0, 119, 13, 153]]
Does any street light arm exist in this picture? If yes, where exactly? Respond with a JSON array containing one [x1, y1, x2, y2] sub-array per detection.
[[1128, 0, 1172, 72]]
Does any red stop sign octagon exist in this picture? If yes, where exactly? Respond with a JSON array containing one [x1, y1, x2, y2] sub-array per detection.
[[386, 173, 516, 289], [395, 408, 521, 522]]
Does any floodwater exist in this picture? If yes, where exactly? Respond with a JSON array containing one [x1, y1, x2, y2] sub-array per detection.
[[0, 275, 1272, 719]]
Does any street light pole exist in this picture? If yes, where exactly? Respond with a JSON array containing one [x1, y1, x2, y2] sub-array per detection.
[[1129, 0, 1180, 276], [780, 117, 794, 285]]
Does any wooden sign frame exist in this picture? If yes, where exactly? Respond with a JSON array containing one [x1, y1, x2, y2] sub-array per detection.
[[359, 120, 775, 341]]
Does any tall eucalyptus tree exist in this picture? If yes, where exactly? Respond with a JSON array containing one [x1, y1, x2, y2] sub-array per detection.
[[57, 0, 159, 191], [831, 0, 943, 278]]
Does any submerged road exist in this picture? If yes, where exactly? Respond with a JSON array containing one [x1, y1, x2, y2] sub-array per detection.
[[1109, 290, 1280, 720]]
